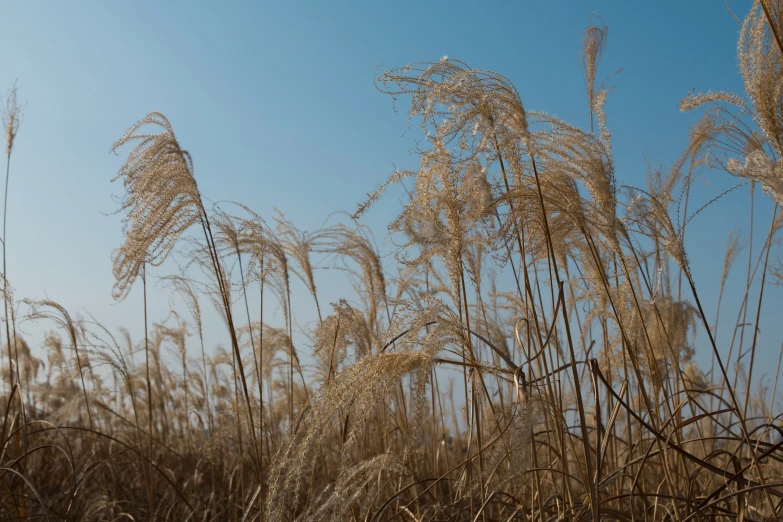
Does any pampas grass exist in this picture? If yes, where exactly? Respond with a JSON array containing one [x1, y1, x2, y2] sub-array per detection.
[[1, 2, 783, 521]]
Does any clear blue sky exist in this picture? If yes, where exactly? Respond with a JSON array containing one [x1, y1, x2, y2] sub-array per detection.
[[2, 1, 779, 395]]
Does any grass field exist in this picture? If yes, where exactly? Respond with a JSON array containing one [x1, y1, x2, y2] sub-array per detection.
[[0, 2, 782, 521]]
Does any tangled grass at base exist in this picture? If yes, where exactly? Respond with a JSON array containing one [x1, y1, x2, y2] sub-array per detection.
[[3, 2, 783, 521]]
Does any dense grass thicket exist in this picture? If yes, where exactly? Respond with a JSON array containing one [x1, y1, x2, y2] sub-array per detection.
[[1, 2, 783, 520]]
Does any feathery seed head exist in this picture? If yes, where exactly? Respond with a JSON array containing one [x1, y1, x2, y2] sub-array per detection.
[[110, 112, 204, 300], [580, 14, 608, 112], [1, 83, 21, 156]]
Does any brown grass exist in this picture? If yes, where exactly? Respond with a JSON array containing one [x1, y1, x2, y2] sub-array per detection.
[[0, 2, 783, 521]]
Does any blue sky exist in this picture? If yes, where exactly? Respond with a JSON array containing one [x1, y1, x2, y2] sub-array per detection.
[[2, 1, 779, 396]]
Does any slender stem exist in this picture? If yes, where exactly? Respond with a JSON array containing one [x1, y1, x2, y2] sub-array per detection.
[[142, 264, 155, 521], [3, 154, 13, 390], [743, 204, 778, 418], [199, 214, 260, 472]]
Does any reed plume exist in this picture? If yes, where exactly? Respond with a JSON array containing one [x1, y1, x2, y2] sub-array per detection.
[[0, 5, 781, 521]]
